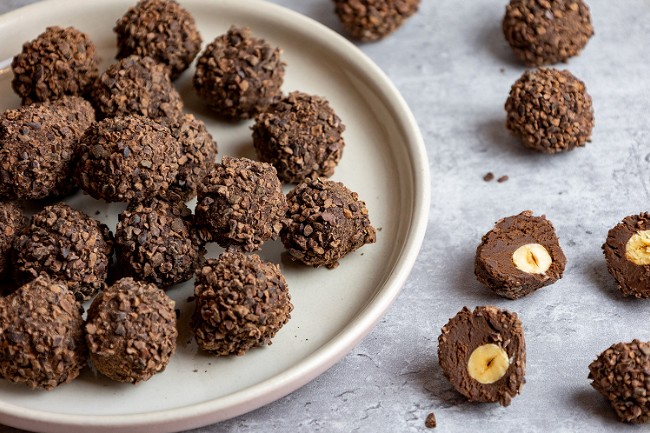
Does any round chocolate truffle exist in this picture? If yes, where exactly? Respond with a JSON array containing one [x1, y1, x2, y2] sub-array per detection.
[[195, 156, 287, 251], [252, 91, 346, 184], [438, 306, 526, 406], [11, 26, 100, 105], [0, 275, 86, 390], [0, 96, 95, 200], [281, 178, 376, 269], [505, 68, 594, 154], [191, 251, 293, 356], [193, 26, 285, 120], [589, 340, 650, 423], [503, 0, 593, 66], [75, 114, 180, 203], [333, 0, 420, 42], [0, 202, 27, 277], [12, 203, 114, 302], [92, 55, 183, 121], [114, 0, 202, 80], [115, 198, 204, 287], [474, 210, 566, 300], [85, 277, 177, 384]]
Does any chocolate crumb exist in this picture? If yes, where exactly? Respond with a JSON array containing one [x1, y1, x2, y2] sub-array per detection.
[[425, 412, 437, 428], [497, 175, 509, 183], [483, 172, 494, 182]]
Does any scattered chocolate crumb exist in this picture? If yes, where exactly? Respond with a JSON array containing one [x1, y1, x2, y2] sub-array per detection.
[[425, 412, 437, 428], [333, 0, 421, 41], [483, 172, 494, 182], [0, 202, 27, 277], [497, 175, 509, 183], [500, 67, 505, 74]]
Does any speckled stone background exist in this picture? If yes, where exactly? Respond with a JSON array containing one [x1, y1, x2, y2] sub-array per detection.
[[1, 0, 650, 432]]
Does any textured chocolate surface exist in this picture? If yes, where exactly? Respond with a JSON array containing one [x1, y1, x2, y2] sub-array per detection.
[[0, 202, 26, 277], [333, 0, 420, 41]]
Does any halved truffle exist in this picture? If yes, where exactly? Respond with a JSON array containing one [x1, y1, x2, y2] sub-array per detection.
[[0, 202, 27, 277], [333, 0, 420, 42]]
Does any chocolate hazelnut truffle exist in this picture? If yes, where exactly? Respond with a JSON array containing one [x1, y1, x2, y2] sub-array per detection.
[[503, 0, 594, 66], [281, 178, 376, 269], [475, 211, 566, 300], [505, 68, 594, 154], [75, 114, 180, 203], [193, 26, 285, 120], [252, 91, 346, 184], [589, 340, 650, 423], [0, 275, 86, 390], [92, 55, 183, 121], [333, 0, 420, 42], [11, 26, 100, 105], [0, 202, 27, 277], [115, 198, 204, 287], [195, 156, 287, 251], [114, 0, 202, 80], [438, 306, 526, 406], [12, 203, 114, 302], [85, 277, 177, 384], [192, 251, 293, 356]]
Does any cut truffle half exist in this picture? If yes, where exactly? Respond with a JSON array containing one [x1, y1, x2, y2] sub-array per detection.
[[333, 0, 421, 42]]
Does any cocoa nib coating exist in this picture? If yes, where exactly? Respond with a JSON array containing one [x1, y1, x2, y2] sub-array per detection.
[[191, 252, 293, 356], [85, 277, 177, 384], [0, 275, 86, 390], [92, 55, 183, 121], [195, 156, 287, 252], [11, 26, 100, 105], [505, 68, 593, 154], [503, 0, 593, 66], [0, 202, 27, 277], [0, 96, 95, 200], [115, 198, 204, 287], [12, 203, 114, 302], [589, 340, 650, 423], [438, 306, 526, 407], [193, 26, 285, 120], [252, 91, 346, 184], [333, 0, 420, 42], [281, 178, 376, 269], [114, 0, 202, 80], [75, 114, 180, 203]]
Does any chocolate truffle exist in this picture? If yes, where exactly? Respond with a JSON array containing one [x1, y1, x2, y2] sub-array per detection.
[[114, 0, 202, 80], [115, 198, 204, 287], [0, 275, 86, 390], [589, 340, 650, 423], [0, 202, 27, 277], [193, 26, 285, 120], [505, 68, 594, 154], [75, 114, 180, 203], [438, 306, 526, 406], [252, 91, 346, 184], [281, 178, 376, 269], [475, 211, 566, 300], [92, 55, 183, 121], [195, 156, 287, 251], [85, 277, 177, 384], [192, 251, 293, 356], [333, 0, 420, 42], [12, 203, 114, 302], [0, 96, 95, 200], [11, 26, 100, 105], [602, 213, 650, 299], [503, 0, 594, 66]]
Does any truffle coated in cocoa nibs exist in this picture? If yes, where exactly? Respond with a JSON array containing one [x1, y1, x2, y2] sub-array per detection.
[[505, 68, 594, 154], [0, 202, 27, 277], [333, 0, 420, 42], [503, 0, 594, 67], [474, 211, 566, 300], [0, 275, 86, 390], [11, 26, 100, 105], [12, 203, 114, 302], [85, 277, 177, 384], [281, 178, 376, 269], [191, 251, 293, 356], [193, 26, 285, 120], [195, 156, 287, 252], [92, 55, 184, 121], [588, 340, 650, 423], [438, 306, 526, 407], [252, 91, 346, 184], [75, 114, 181, 203], [114, 0, 202, 80]]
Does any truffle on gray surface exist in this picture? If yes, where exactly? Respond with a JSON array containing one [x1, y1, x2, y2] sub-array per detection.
[[0, 202, 27, 277], [191, 251, 293, 356], [333, 0, 420, 42]]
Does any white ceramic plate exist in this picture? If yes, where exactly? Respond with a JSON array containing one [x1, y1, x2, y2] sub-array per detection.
[[0, 0, 429, 432]]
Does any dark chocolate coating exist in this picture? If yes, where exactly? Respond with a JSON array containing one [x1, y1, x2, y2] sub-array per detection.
[[333, 0, 420, 42], [0, 202, 27, 277]]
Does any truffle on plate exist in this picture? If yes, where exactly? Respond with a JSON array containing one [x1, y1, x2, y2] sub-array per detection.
[[0, 202, 27, 277], [333, 0, 420, 42]]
